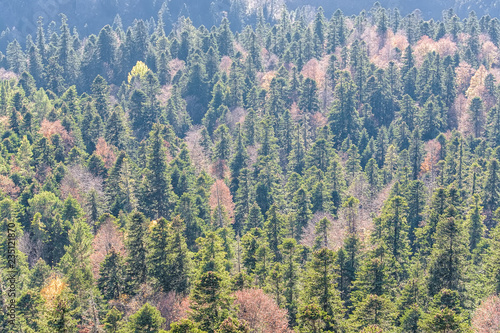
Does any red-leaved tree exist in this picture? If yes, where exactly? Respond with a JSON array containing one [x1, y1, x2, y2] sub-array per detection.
[[471, 294, 500, 333], [233, 289, 291, 333], [90, 218, 125, 278], [209, 179, 235, 223]]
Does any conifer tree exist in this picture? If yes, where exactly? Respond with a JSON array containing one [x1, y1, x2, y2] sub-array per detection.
[[264, 204, 285, 262], [125, 211, 148, 292], [58, 219, 94, 292], [190, 271, 232, 332], [469, 97, 484, 138], [299, 78, 320, 113], [292, 187, 312, 240], [280, 238, 301, 326], [127, 303, 166, 333], [329, 71, 360, 146], [483, 158, 500, 213], [98, 249, 126, 301], [91, 75, 110, 121], [466, 195, 486, 252], [143, 125, 175, 219], [301, 248, 345, 331], [427, 216, 469, 297]]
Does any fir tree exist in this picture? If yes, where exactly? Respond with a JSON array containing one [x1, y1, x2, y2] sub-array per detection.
[[143, 125, 175, 219], [125, 211, 148, 292]]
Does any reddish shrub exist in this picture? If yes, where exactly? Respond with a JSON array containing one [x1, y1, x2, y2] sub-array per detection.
[[472, 294, 500, 333], [233, 289, 291, 333]]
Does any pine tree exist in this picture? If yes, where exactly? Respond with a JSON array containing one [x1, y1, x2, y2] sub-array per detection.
[[329, 71, 360, 146], [405, 180, 426, 250], [264, 204, 285, 262], [466, 195, 486, 252], [147, 217, 170, 290], [280, 238, 301, 326], [349, 294, 395, 331], [409, 128, 424, 180], [245, 203, 263, 231], [427, 216, 469, 297], [175, 194, 203, 251], [419, 97, 442, 140], [58, 219, 94, 292], [218, 17, 234, 57], [301, 248, 345, 331], [306, 138, 331, 173], [374, 196, 411, 263], [292, 187, 312, 240], [97, 25, 116, 65], [143, 125, 175, 219], [230, 126, 248, 196], [98, 249, 126, 301], [469, 97, 484, 138], [299, 78, 320, 113], [483, 158, 500, 213], [91, 75, 110, 121], [125, 211, 148, 292], [190, 270, 233, 333], [127, 303, 165, 333]]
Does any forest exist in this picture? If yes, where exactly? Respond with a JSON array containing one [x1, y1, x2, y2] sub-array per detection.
[[1, 1, 500, 332]]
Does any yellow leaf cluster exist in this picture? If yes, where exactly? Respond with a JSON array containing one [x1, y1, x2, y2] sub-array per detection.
[[40, 275, 66, 307], [466, 65, 488, 99], [128, 61, 150, 83]]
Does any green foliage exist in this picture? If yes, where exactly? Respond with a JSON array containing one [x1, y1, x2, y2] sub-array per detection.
[[2, 5, 500, 332]]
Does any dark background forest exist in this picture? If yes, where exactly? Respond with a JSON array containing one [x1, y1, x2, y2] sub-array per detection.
[[2, 0, 500, 47]]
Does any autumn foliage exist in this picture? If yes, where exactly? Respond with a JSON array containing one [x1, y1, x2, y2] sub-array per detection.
[[471, 295, 500, 333], [233, 289, 291, 333], [209, 179, 235, 223]]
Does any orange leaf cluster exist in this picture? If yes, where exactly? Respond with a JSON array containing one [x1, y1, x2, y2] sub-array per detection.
[[259, 70, 277, 91], [233, 289, 291, 333], [420, 140, 441, 176], [209, 179, 235, 222], [169, 59, 185, 79], [219, 56, 233, 75], [414, 36, 457, 66], [456, 62, 476, 94], [466, 65, 488, 100], [481, 41, 499, 68], [301, 58, 327, 88], [94, 137, 116, 168], [0, 68, 17, 80], [39, 119, 74, 148], [90, 219, 125, 278], [0, 174, 20, 199], [472, 294, 500, 333], [310, 111, 328, 131]]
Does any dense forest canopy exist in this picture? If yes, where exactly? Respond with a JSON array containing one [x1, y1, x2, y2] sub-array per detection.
[[2, 1, 500, 332]]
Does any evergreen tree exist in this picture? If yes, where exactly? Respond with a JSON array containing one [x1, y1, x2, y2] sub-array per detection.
[[127, 303, 166, 333], [98, 249, 126, 301], [125, 211, 148, 292], [292, 187, 312, 240], [427, 216, 469, 297], [483, 158, 500, 212], [280, 238, 301, 326], [329, 71, 360, 146], [264, 204, 285, 262], [301, 248, 345, 331], [143, 125, 175, 219], [466, 195, 486, 252], [299, 78, 320, 113]]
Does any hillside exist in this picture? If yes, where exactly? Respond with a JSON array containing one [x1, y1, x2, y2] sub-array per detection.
[[1, 1, 500, 332]]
